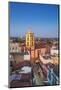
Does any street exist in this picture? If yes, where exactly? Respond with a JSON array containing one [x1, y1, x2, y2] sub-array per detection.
[[32, 62, 45, 86]]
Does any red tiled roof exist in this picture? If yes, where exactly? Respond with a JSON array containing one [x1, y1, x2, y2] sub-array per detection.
[[35, 42, 46, 49]]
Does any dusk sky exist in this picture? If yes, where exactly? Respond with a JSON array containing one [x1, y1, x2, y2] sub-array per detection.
[[9, 2, 59, 38]]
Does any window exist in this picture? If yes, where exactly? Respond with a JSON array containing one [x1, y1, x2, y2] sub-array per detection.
[[27, 42, 29, 46], [32, 41, 33, 45], [27, 37, 29, 40], [16, 47, 17, 50], [12, 47, 14, 50]]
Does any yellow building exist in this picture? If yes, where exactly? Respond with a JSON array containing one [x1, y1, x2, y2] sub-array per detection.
[[26, 30, 35, 49]]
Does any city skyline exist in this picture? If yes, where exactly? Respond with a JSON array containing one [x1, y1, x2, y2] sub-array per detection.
[[9, 2, 59, 38]]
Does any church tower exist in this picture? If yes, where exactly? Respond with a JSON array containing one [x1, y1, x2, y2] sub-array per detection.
[[26, 28, 35, 49]]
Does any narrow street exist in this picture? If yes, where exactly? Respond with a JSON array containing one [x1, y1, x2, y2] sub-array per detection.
[[32, 62, 45, 86]]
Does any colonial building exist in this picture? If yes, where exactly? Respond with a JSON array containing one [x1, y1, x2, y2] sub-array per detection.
[[25, 30, 49, 61], [10, 39, 26, 53], [10, 42, 21, 53], [50, 45, 58, 56]]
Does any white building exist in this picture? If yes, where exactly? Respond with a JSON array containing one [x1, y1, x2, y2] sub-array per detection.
[[10, 42, 21, 53], [50, 46, 58, 55], [24, 54, 30, 61]]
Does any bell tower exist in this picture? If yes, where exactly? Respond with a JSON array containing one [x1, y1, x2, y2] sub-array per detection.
[[26, 28, 35, 49]]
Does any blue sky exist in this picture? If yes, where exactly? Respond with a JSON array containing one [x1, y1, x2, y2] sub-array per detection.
[[9, 2, 59, 38]]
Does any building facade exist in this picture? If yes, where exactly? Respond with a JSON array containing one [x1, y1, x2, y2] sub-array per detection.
[[10, 42, 21, 53]]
